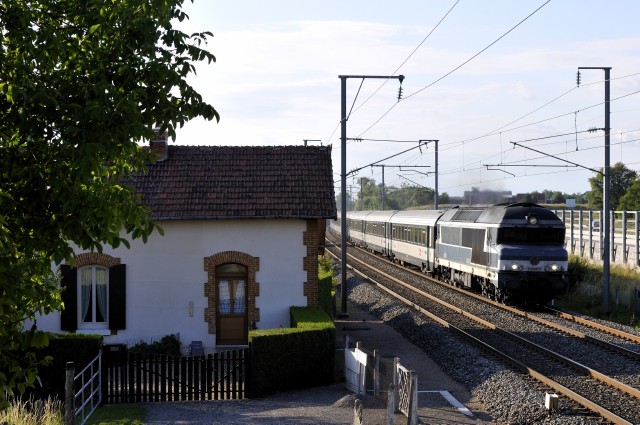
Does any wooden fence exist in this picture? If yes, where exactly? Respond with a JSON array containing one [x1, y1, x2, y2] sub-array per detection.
[[102, 348, 249, 404]]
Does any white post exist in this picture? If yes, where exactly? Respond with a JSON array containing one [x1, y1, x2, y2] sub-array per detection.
[[386, 384, 395, 425]]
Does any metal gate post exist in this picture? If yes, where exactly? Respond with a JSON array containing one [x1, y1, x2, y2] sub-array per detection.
[[408, 371, 418, 425], [373, 349, 380, 397], [65, 362, 75, 425]]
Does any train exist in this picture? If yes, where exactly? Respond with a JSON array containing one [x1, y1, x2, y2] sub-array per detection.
[[330, 203, 569, 305]]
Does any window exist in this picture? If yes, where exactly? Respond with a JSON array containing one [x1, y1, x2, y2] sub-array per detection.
[[60, 263, 126, 332], [218, 279, 246, 314], [79, 266, 108, 327], [497, 227, 565, 244]]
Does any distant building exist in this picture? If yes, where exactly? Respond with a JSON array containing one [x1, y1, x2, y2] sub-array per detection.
[[463, 188, 513, 205]]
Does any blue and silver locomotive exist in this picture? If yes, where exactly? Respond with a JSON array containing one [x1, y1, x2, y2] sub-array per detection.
[[333, 203, 569, 305]]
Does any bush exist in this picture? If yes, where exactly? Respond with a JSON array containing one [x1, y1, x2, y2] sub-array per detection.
[[128, 334, 181, 356], [248, 307, 335, 398], [318, 255, 337, 317], [28, 333, 103, 401]]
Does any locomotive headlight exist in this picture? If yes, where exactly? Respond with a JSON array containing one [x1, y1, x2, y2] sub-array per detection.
[[526, 214, 538, 225], [510, 263, 522, 271], [545, 264, 559, 272]]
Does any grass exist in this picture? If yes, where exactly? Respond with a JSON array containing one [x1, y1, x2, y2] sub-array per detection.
[[84, 404, 145, 425], [0, 397, 63, 425], [555, 255, 640, 329], [0, 398, 145, 425]]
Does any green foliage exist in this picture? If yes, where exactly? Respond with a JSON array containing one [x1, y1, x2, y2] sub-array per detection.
[[318, 255, 336, 316], [28, 334, 103, 401], [0, 0, 218, 404], [556, 255, 640, 329], [617, 176, 640, 211], [128, 334, 181, 356], [588, 162, 637, 209], [353, 177, 436, 210], [248, 307, 335, 398]]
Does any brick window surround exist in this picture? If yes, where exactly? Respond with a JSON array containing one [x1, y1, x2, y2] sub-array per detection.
[[204, 251, 260, 334], [72, 252, 121, 268]]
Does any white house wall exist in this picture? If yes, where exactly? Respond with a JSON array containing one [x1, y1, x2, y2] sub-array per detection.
[[33, 219, 308, 351]]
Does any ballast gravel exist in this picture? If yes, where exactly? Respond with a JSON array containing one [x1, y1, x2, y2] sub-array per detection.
[[344, 272, 605, 425]]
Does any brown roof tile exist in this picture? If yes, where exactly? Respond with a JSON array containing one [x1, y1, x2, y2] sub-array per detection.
[[126, 145, 337, 220]]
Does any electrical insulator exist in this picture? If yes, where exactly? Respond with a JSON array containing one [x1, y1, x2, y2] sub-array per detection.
[[397, 85, 403, 102], [576, 71, 581, 87]]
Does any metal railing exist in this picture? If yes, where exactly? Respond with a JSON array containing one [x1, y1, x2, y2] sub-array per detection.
[[554, 209, 640, 268], [65, 352, 102, 425]]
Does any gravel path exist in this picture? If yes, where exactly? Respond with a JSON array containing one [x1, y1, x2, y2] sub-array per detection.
[[142, 383, 392, 424]]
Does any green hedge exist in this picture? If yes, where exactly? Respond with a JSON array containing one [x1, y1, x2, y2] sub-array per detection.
[[29, 333, 103, 401], [248, 307, 335, 398], [128, 334, 181, 356], [318, 255, 336, 317]]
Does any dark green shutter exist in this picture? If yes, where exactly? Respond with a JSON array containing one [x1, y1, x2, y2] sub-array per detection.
[[60, 265, 77, 331], [109, 264, 126, 330]]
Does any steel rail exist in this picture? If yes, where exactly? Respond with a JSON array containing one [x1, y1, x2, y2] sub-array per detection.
[[544, 306, 640, 344], [344, 238, 640, 361], [326, 242, 635, 424]]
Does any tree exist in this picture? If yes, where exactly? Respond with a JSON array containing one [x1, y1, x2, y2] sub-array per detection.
[[356, 177, 381, 210], [617, 177, 640, 211], [439, 192, 450, 205], [0, 0, 218, 404], [588, 162, 637, 209]]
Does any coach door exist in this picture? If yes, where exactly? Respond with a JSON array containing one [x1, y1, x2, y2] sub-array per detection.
[[216, 263, 248, 345]]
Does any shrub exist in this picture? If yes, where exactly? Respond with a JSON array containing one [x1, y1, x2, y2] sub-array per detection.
[[318, 255, 337, 317], [28, 334, 103, 401], [128, 334, 181, 356], [248, 307, 335, 398]]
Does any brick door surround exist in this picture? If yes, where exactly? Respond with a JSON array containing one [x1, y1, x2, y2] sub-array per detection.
[[204, 251, 259, 334]]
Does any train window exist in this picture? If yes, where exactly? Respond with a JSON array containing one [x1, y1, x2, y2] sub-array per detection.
[[440, 226, 461, 245], [498, 227, 565, 244]]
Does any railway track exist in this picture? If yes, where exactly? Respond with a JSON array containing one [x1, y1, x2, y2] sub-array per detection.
[[326, 234, 640, 424]]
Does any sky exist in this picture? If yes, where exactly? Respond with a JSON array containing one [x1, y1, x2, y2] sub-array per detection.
[[172, 0, 640, 199]]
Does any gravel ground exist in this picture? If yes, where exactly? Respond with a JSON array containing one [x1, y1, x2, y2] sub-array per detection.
[[342, 271, 609, 425], [142, 383, 394, 424]]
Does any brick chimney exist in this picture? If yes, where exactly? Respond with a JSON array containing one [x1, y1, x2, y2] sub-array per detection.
[[149, 128, 168, 161]]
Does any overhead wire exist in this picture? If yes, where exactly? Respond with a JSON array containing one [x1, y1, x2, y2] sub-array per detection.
[[355, 0, 552, 138], [326, 0, 460, 145], [350, 0, 460, 115]]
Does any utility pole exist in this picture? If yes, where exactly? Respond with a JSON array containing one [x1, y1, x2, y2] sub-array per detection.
[[578, 66, 611, 314], [371, 164, 432, 210], [339, 74, 404, 318], [419, 140, 439, 209]]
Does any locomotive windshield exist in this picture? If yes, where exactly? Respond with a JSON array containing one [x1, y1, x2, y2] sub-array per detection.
[[497, 227, 565, 244]]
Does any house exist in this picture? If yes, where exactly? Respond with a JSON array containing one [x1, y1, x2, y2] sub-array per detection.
[[34, 135, 337, 352]]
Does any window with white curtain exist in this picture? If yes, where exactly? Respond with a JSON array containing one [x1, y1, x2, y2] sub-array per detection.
[[218, 279, 246, 314], [79, 266, 108, 328]]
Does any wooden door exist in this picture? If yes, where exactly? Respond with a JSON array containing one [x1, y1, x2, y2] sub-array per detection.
[[216, 264, 248, 345]]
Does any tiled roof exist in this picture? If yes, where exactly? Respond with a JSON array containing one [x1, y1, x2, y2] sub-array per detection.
[[126, 145, 337, 220]]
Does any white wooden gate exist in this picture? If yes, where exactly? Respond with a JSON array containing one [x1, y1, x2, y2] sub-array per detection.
[[345, 340, 367, 395]]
